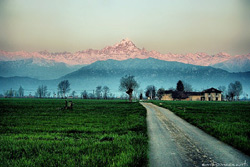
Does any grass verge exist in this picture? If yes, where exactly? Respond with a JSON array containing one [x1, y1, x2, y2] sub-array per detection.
[[0, 99, 148, 167], [151, 100, 250, 156]]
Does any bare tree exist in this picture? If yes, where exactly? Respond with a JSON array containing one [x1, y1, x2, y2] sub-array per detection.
[[18, 86, 24, 97], [5, 88, 14, 97], [103, 86, 110, 99], [95, 86, 102, 99], [43, 85, 47, 97], [71, 91, 76, 98], [227, 81, 243, 101], [228, 83, 236, 101], [81, 90, 88, 99], [218, 86, 226, 100], [145, 85, 157, 100], [157, 88, 165, 100], [235, 81, 243, 101], [119, 75, 139, 102], [36, 85, 47, 98], [182, 81, 193, 92], [88, 93, 95, 99], [47, 92, 51, 98], [58, 80, 70, 98], [36, 86, 42, 98]]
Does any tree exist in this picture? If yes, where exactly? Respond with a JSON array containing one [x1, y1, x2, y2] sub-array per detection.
[[18, 86, 24, 97], [13, 90, 17, 97], [42, 85, 47, 97], [88, 93, 95, 99], [235, 81, 243, 101], [145, 85, 157, 100], [176, 80, 184, 92], [157, 88, 165, 100], [182, 81, 193, 92], [228, 83, 236, 101], [71, 91, 76, 98], [47, 92, 51, 98], [81, 90, 88, 99], [218, 86, 226, 100], [36, 86, 42, 98], [36, 85, 47, 98], [58, 80, 70, 98], [119, 75, 139, 102], [103, 86, 110, 99], [5, 88, 14, 97], [95, 86, 102, 99], [139, 93, 143, 100], [227, 81, 243, 101]]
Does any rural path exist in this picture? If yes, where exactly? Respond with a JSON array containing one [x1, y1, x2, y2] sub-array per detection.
[[141, 102, 250, 167]]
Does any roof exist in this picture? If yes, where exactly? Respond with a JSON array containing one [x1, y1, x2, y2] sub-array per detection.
[[185, 92, 203, 96], [164, 90, 201, 99], [203, 87, 222, 93], [164, 90, 174, 94]]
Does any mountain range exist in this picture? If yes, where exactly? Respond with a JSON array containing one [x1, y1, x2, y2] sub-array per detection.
[[1, 39, 250, 76], [0, 58, 81, 80], [1, 58, 250, 96], [1, 39, 250, 96]]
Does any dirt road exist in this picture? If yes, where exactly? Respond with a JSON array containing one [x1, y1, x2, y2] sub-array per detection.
[[141, 102, 250, 167]]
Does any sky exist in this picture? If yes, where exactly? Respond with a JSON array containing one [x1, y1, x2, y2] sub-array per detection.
[[0, 0, 249, 54]]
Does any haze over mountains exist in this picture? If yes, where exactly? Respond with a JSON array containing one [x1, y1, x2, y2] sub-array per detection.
[[1, 58, 250, 96], [0, 58, 81, 80], [1, 39, 250, 76], [1, 39, 250, 96]]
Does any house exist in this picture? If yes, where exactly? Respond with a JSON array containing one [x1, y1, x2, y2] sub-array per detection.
[[202, 88, 222, 101], [161, 87, 222, 101]]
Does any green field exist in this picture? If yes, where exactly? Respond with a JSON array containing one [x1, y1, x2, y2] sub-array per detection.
[[0, 99, 148, 167], [151, 101, 250, 156]]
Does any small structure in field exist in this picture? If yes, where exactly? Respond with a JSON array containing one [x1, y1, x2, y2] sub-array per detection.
[[161, 87, 222, 101], [62, 100, 73, 110]]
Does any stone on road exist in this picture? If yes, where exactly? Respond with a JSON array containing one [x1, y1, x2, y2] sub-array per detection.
[[141, 102, 250, 167]]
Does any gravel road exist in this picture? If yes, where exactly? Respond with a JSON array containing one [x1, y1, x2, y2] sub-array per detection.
[[141, 102, 250, 167]]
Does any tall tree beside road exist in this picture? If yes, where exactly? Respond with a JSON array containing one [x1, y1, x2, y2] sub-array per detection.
[[119, 75, 139, 102]]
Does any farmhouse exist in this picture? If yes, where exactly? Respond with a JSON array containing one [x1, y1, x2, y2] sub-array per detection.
[[161, 87, 222, 101]]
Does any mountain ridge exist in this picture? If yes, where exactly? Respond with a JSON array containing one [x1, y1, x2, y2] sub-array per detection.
[[0, 58, 81, 80], [1, 58, 250, 95], [1, 39, 249, 72]]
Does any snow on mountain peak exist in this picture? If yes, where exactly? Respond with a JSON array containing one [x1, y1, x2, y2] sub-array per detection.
[[114, 38, 136, 48], [0, 39, 249, 68]]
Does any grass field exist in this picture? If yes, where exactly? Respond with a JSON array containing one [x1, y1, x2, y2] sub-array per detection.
[[0, 99, 148, 167], [151, 101, 250, 156]]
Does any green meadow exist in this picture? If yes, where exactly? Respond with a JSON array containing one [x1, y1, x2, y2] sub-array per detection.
[[0, 99, 148, 167], [151, 101, 250, 156], [1, 98, 249, 166]]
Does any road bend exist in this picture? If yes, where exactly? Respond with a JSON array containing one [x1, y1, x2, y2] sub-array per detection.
[[141, 102, 250, 167]]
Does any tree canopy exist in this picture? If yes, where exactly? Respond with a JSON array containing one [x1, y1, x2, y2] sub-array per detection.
[[228, 81, 243, 101], [145, 85, 157, 100], [157, 88, 165, 100], [119, 75, 139, 102], [176, 80, 184, 92], [58, 80, 70, 98]]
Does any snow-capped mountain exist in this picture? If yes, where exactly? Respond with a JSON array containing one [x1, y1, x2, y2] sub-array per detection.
[[0, 58, 81, 80], [212, 55, 250, 72], [0, 38, 249, 71]]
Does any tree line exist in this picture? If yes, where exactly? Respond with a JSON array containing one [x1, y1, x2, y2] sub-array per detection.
[[2, 76, 247, 101], [119, 77, 246, 101]]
